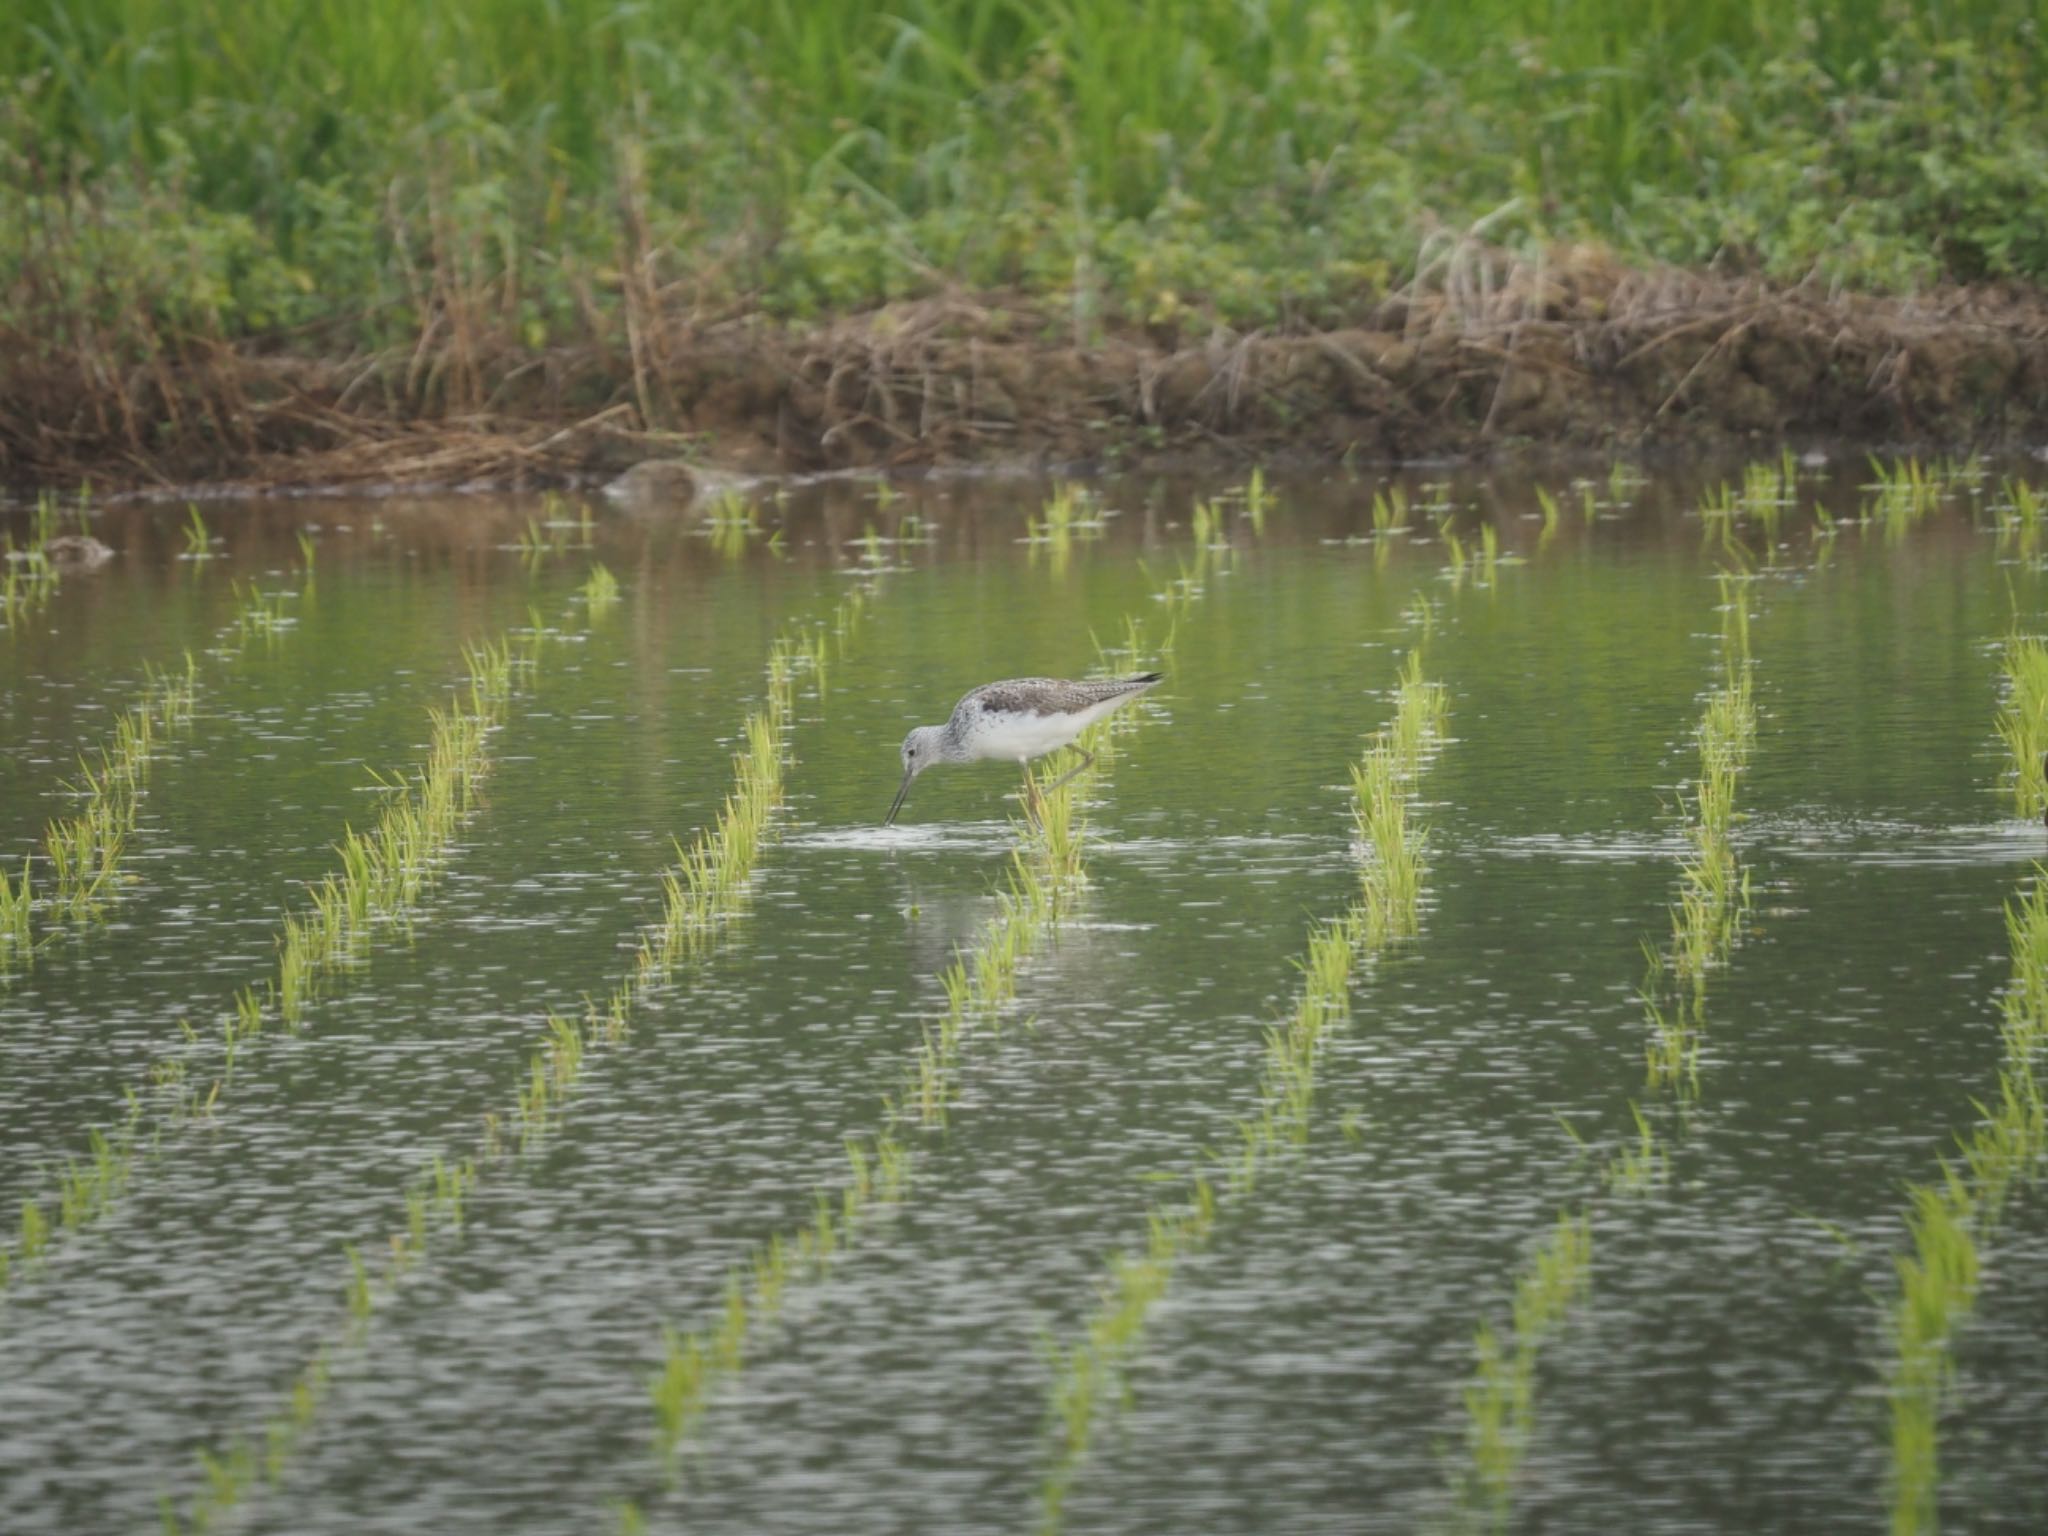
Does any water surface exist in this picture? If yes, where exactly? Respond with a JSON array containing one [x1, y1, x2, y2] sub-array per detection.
[[1, 463, 2043, 1533]]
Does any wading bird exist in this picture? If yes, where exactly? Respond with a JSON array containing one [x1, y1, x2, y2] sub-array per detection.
[[884, 674, 1164, 825]]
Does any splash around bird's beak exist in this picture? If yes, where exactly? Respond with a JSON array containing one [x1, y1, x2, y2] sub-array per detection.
[[884, 764, 915, 826]]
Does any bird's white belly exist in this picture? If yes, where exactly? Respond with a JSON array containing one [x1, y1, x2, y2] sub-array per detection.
[[966, 703, 1114, 762]]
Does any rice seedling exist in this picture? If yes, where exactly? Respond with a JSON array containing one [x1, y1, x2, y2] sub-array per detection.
[[0, 858, 30, 969], [1864, 456, 1947, 539], [1991, 476, 2044, 552], [1, 539, 61, 632], [1033, 483, 1103, 544], [1884, 869, 2048, 1536], [0, 628, 525, 1295], [1601, 1102, 1668, 1196], [162, 585, 886, 1531], [29, 489, 57, 546], [706, 494, 760, 561], [181, 504, 214, 558], [1241, 467, 1269, 536], [1036, 642, 1445, 1532], [0, 491, 83, 634], [581, 563, 621, 616], [632, 759, 1096, 1510], [38, 656, 198, 923], [164, 986, 635, 1534], [1669, 576, 1757, 983], [1354, 748, 1425, 944], [1446, 565, 1761, 1531], [634, 643, 797, 974], [1534, 486, 1561, 552], [267, 648, 514, 1027], [1995, 633, 2048, 821], [229, 579, 292, 646], [10, 560, 314, 945], [1371, 486, 1410, 536], [514, 516, 559, 566], [1642, 979, 1703, 1102], [619, 565, 1203, 1530]]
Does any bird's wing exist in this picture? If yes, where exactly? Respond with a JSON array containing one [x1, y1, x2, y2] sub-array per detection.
[[965, 676, 1157, 716]]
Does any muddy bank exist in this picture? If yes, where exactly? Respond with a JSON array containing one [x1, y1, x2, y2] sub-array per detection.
[[5, 251, 2048, 492]]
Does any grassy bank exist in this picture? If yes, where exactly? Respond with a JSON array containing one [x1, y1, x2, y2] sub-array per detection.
[[6, 2, 2048, 480]]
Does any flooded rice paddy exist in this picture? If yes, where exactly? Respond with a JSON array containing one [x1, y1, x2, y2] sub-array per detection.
[[2, 458, 2046, 1534]]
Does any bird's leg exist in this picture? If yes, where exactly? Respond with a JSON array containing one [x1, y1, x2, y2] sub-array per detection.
[[1040, 748, 1096, 797]]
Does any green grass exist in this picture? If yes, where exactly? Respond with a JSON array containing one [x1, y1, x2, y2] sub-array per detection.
[[7, 1, 2048, 374]]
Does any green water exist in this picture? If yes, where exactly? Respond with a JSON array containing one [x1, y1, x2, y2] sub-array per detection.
[[1, 465, 2044, 1533]]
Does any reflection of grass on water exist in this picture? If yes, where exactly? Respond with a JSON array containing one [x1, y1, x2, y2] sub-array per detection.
[[1456, 1211, 1592, 1533], [1886, 874, 2048, 1536]]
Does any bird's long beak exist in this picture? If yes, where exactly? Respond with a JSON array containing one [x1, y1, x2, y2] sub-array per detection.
[[884, 765, 915, 826]]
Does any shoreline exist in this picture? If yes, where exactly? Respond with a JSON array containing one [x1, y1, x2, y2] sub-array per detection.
[[7, 255, 2048, 495]]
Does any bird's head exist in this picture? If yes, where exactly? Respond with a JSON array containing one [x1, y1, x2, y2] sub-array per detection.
[[885, 725, 944, 825]]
